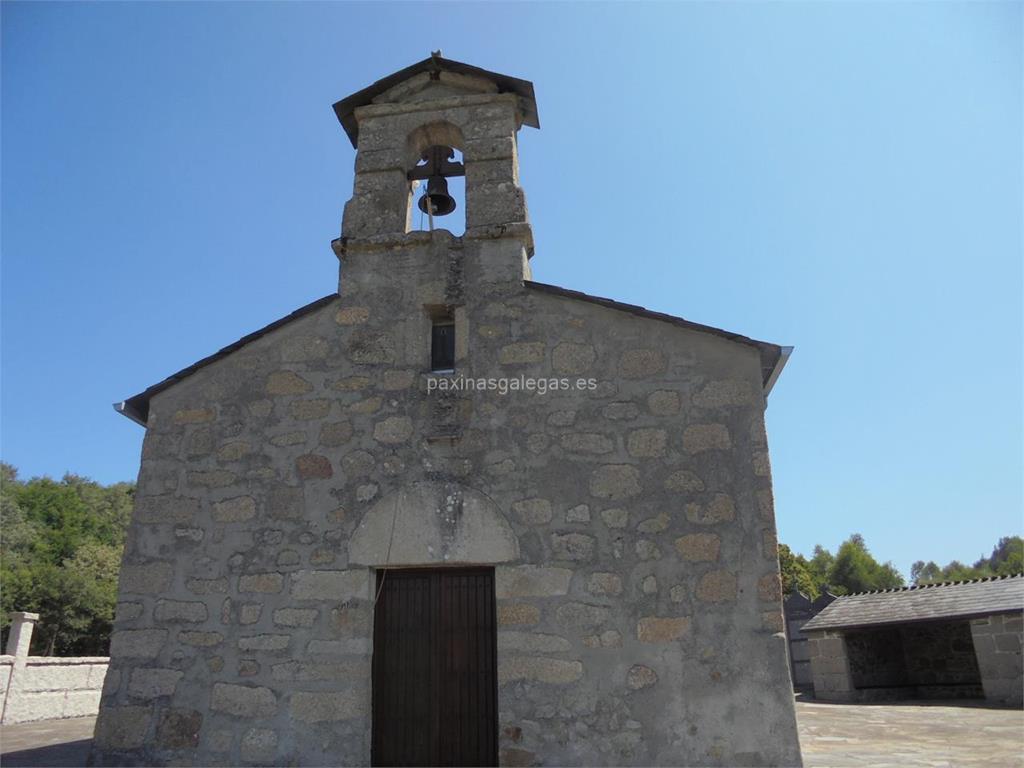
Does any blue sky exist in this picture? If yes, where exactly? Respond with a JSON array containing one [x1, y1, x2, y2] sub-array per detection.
[[2, 2, 1020, 577]]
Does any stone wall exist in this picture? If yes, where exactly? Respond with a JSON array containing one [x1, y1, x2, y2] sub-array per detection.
[[2, 657, 110, 724], [1, 613, 109, 724], [91, 74, 801, 767], [806, 629, 856, 702], [970, 612, 1023, 706]]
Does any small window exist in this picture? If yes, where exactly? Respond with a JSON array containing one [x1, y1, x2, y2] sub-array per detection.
[[431, 319, 455, 372]]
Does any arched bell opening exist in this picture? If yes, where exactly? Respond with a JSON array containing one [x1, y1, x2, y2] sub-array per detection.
[[406, 122, 466, 236]]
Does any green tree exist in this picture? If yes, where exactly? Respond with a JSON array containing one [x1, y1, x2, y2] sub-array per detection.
[[826, 533, 905, 594], [778, 544, 820, 598], [0, 464, 133, 655], [911, 535, 1023, 585]]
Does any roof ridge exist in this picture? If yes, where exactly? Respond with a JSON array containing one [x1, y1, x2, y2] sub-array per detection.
[[838, 572, 1024, 598]]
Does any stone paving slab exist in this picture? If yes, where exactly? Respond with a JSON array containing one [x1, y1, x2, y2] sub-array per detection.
[[0, 716, 95, 767], [797, 700, 1024, 768]]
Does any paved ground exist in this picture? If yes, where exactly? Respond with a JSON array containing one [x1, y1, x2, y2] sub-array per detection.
[[0, 702, 1021, 767], [0, 716, 94, 767], [797, 699, 1024, 768]]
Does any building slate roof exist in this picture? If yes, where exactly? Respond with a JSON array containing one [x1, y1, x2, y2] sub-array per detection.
[[802, 574, 1024, 632]]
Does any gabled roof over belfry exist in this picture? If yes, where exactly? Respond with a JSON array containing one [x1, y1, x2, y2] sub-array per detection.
[[332, 53, 540, 148]]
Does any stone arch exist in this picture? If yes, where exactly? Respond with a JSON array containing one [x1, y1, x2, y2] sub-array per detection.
[[348, 481, 519, 566], [405, 120, 465, 168]]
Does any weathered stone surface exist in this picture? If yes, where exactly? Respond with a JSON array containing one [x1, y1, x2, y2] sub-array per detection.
[[154, 600, 207, 623], [498, 631, 571, 653], [239, 603, 263, 624], [282, 335, 328, 362], [291, 399, 331, 420], [753, 451, 772, 476], [273, 607, 319, 627], [601, 507, 629, 528], [210, 682, 277, 718], [94, 706, 151, 749], [560, 433, 614, 454], [237, 634, 290, 652], [556, 602, 610, 629], [551, 532, 595, 561], [240, 728, 278, 763], [109, 629, 167, 659], [349, 396, 383, 414], [627, 664, 658, 690], [331, 376, 372, 391], [501, 747, 537, 767], [637, 513, 669, 533], [499, 342, 545, 364], [683, 424, 731, 453], [335, 306, 370, 325], [635, 539, 662, 560], [758, 573, 782, 602], [589, 464, 642, 499], [498, 603, 540, 626], [136, 495, 199, 524], [547, 410, 576, 427], [291, 569, 368, 601], [602, 402, 640, 420], [319, 421, 354, 447], [374, 416, 413, 444], [120, 562, 173, 594], [664, 469, 705, 493], [217, 441, 251, 461], [511, 497, 553, 525], [552, 342, 596, 374], [212, 495, 256, 523], [290, 691, 366, 722], [619, 349, 666, 378], [627, 428, 667, 457], [676, 533, 721, 562], [127, 668, 183, 699], [637, 616, 690, 643], [693, 379, 756, 408], [187, 470, 237, 488], [239, 573, 284, 594], [498, 656, 583, 684], [349, 329, 395, 363], [685, 494, 736, 525], [174, 408, 215, 425], [647, 390, 681, 416], [179, 630, 224, 647], [266, 371, 312, 396], [696, 570, 738, 603], [587, 572, 623, 596], [296, 453, 333, 479], [566, 504, 590, 522], [496, 566, 572, 598]]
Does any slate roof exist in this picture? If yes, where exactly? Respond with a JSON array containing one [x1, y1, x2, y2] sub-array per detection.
[[802, 574, 1024, 632], [115, 283, 790, 428], [332, 54, 540, 148]]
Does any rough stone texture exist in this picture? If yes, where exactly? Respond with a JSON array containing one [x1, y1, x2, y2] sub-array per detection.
[[971, 612, 1023, 706], [93, 61, 799, 768]]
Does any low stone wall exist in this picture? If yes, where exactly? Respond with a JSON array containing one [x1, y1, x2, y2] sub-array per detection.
[[2, 657, 109, 724], [1, 611, 110, 724]]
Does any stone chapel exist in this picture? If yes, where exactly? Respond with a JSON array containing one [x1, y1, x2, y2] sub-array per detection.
[[91, 55, 803, 767]]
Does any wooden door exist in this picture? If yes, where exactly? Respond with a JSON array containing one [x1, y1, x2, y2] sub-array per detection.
[[371, 568, 498, 767]]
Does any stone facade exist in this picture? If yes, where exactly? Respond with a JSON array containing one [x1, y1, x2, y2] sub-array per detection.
[[970, 612, 1023, 706], [92, 57, 801, 766], [808, 613, 1022, 706]]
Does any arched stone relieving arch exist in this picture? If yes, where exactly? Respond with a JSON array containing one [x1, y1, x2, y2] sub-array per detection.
[[405, 120, 466, 169], [348, 481, 519, 566]]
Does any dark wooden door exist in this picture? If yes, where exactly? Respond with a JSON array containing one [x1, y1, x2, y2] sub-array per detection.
[[371, 568, 498, 767]]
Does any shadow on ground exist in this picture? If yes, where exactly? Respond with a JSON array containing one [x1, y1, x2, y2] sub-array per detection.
[[1, 739, 92, 768]]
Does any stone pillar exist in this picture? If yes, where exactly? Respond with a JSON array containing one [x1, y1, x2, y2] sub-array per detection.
[[1, 612, 39, 724], [807, 628, 857, 702], [970, 612, 1023, 707]]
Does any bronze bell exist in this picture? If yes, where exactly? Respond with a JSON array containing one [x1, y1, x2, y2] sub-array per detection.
[[418, 175, 457, 217]]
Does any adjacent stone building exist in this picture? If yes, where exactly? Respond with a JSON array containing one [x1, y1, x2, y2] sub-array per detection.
[[92, 55, 802, 766], [803, 574, 1023, 706], [783, 590, 836, 692]]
